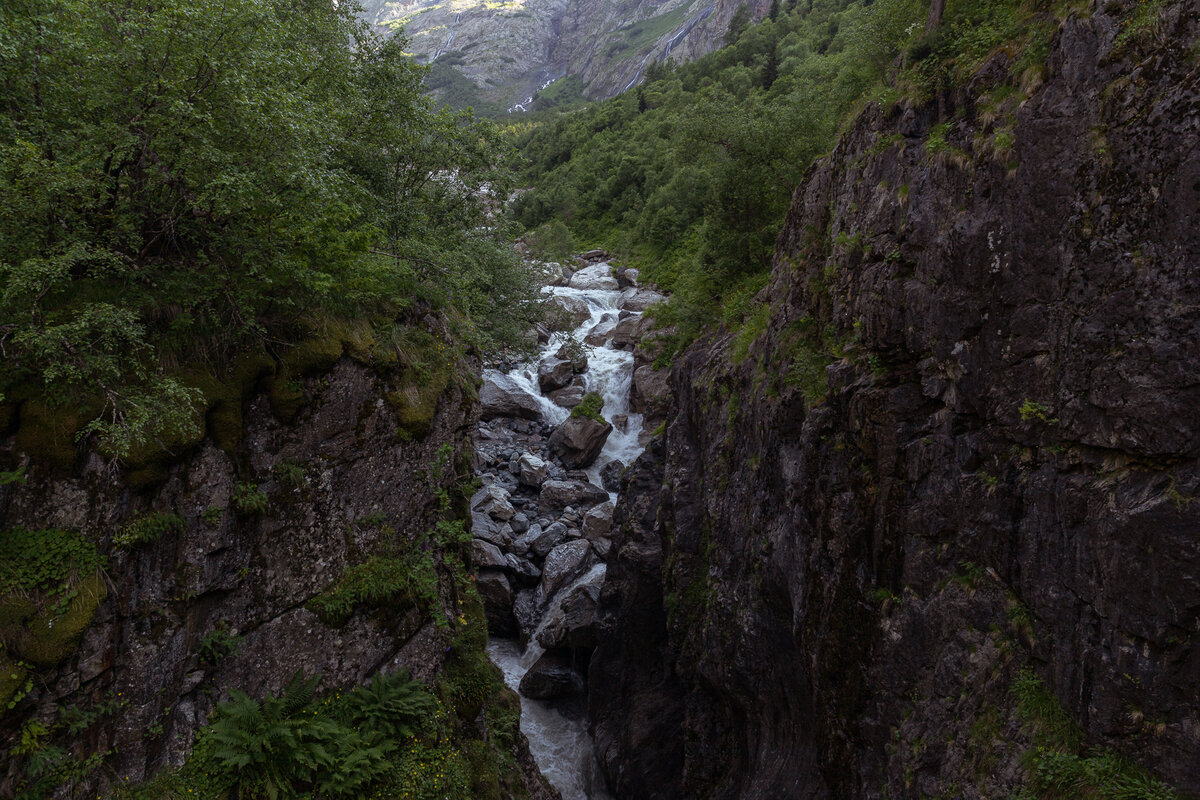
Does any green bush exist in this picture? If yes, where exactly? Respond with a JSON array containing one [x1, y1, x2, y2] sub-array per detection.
[[233, 483, 268, 515]]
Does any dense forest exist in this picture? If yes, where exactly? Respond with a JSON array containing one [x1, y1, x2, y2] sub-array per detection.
[[0, 0, 539, 463]]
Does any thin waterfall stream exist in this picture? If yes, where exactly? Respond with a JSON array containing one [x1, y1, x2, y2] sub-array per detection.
[[470, 256, 662, 800]]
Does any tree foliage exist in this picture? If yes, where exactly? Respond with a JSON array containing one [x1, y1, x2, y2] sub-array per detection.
[[0, 0, 538, 456]]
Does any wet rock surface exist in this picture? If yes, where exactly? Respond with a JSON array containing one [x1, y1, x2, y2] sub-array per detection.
[[590, 7, 1200, 799]]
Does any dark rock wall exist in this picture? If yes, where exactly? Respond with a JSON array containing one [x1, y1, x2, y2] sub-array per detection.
[[591, 3, 1200, 797], [0, 358, 547, 797]]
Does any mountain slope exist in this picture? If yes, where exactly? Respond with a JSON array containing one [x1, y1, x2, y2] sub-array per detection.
[[357, 0, 769, 111]]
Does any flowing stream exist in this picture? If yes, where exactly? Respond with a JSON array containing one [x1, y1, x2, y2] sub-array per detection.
[[480, 261, 649, 799]]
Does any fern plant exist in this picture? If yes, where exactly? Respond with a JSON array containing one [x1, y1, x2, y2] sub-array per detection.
[[340, 668, 436, 741]]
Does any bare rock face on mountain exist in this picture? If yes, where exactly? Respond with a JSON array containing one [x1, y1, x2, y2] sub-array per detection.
[[590, 5, 1200, 799], [355, 0, 770, 109]]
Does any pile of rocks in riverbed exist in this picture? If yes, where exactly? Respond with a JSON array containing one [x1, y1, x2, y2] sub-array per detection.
[[472, 416, 617, 699]]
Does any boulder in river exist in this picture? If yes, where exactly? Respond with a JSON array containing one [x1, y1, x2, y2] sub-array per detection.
[[548, 382, 586, 409], [480, 370, 543, 421], [600, 460, 625, 492], [567, 264, 619, 291], [548, 414, 613, 469], [536, 565, 605, 650], [609, 314, 654, 351], [537, 358, 574, 392], [618, 287, 666, 312], [539, 479, 609, 511], [541, 539, 593, 597], [554, 341, 589, 373], [471, 539, 509, 570], [518, 651, 584, 700], [545, 295, 591, 331]]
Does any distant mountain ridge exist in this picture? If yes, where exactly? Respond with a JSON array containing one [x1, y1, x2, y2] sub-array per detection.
[[357, 0, 768, 111]]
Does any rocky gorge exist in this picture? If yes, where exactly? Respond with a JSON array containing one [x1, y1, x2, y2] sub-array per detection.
[[466, 253, 668, 799]]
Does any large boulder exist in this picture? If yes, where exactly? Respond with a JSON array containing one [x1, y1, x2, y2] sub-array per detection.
[[471, 483, 516, 521], [599, 460, 625, 492], [632, 364, 671, 417], [539, 479, 609, 511], [540, 540, 593, 597], [553, 341, 589, 373], [526, 521, 570, 559], [518, 651, 584, 700], [548, 413, 612, 469], [476, 570, 516, 635], [480, 370, 543, 421], [517, 453, 550, 488], [618, 287, 666, 312], [582, 501, 614, 541], [537, 358, 574, 392], [609, 314, 654, 351], [471, 539, 508, 569], [545, 295, 591, 331], [536, 564, 606, 651], [568, 263, 620, 291], [548, 381, 587, 409]]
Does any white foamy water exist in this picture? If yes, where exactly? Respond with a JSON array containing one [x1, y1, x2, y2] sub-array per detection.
[[487, 638, 614, 800], [504, 264, 647, 495]]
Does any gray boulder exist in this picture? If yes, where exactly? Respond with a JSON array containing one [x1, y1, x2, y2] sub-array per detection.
[[568, 264, 619, 291], [541, 540, 592, 597], [632, 364, 671, 417], [600, 460, 625, 492], [582, 501, 614, 541], [548, 382, 587, 409], [471, 483, 516, 521], [471, 539, 508, 569], [517, 453, 550, 488], [539, 479, 609, 512], [545, 295, 591, 331], [504, 553, 542, 586], [480, 370, 543, 421], [537, 358, 574, 392], [518, 651, 584, 700], [548, 415, 613, 469], [536, 564, 606, 650], [528, 521, 570, 559], [618, 287, 666, 312]]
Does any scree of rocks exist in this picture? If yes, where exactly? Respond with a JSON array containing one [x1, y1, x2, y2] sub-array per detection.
[[472, 250, 666, 800]]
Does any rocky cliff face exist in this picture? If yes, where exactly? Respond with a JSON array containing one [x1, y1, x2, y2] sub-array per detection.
[[0, 352, 553, 798], [590, 2, 1200, 797], [357, 0, 767, 107]]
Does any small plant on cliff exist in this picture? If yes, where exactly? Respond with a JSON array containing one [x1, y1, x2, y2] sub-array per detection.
[[197, 625, 241, 666], [1019, 399, 1058, 425], [233, 483, 268, 515], [113, 512, 184, 548], [570, 392, 607, 424]]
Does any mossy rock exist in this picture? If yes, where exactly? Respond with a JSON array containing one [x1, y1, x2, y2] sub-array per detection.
[[18, 572, 106, 667], [0, 594, 37, 638], [13, 400, 90, 472], [267, 368, 306, 423], [387, 364, 452, 440], [463, 739, 504, 800]]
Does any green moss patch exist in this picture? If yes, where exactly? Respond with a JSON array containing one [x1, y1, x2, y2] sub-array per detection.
[[570, 391, 607, 424]]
